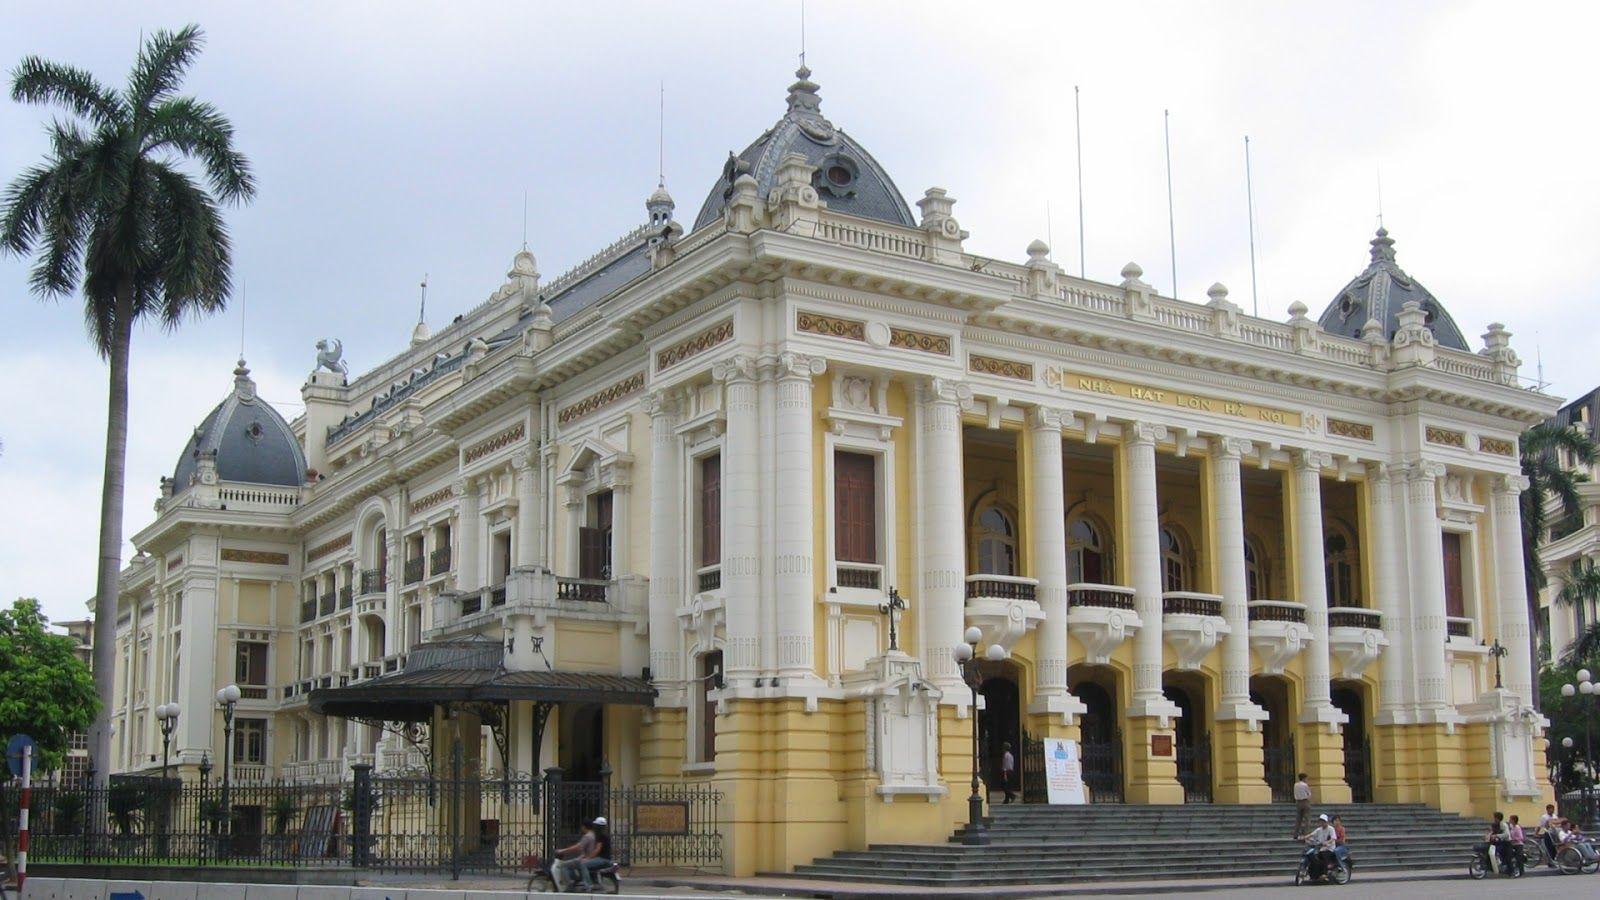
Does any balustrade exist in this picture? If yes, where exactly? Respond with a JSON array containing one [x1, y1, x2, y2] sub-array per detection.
[[697, 566, 722, 592], [1162, 591, 1223, 617], [835, 564, 882, 591], [965, 574, 1038, 602], [1248, 600, 1307, 624], [430, 546, 452, 575], [1328, 607, 1382, 630], [1067, 583, 1137, 610], [1446, 616, 1473, 639], [556, 577, 609, 603]]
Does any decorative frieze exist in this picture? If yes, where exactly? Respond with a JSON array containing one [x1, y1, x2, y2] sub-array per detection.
[[307, 533, 352, 562], [464, 422, 528, 464], [220, 548, 290, 566], [656, 320, 733, 371], [558, 372, 646, 425], [1425, 426, 1467, 449], [410, 485, 455, 515], [796, 310, 866, 341], [1478, 436, 1515, 457], [1042, 367, 1303, 429], [968, 353, 1033, 381], [889, 326, 952, 356], [1327, 418, 1374, 441]]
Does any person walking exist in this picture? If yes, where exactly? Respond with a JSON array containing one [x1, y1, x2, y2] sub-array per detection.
[[1293, 773, 1312, 837], [999, 741, 1017, 804]]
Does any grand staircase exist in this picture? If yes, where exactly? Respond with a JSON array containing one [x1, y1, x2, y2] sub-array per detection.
[[781, 803, 1485, 887]]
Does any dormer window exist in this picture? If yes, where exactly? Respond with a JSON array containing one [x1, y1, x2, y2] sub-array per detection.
[[815, 153, 859, 199]]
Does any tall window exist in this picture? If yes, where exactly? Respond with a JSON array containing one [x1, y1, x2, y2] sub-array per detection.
[[1244, 537, 1266, 603], [1441, 531, 1466, 619], [834, 451, 878, 564], [234, 718, 266, 764], [975, 505, 1018, 576], [700, 455, 722, 566], [1324, 528, 1358, 607], [1067, 517, 1106, 583], [580, 490, 613, 579], [699, 650, 722, 763], [1160, 526, 1188, 592], [235, 640, 269, 686]]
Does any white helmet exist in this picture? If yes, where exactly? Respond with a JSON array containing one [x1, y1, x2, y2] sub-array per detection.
[[591, 816, 608, 827]]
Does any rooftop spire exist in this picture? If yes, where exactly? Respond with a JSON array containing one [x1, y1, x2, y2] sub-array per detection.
[[1369, 226, 1396, 264], [232, 357, 257, 400], [786, 65, 823, 118]]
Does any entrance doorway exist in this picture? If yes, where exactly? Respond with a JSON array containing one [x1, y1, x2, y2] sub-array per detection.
[[1068, 664, 1125, 803], [1331, 682, 1371, 803], [558, 703, 605, 783], [978, 665, 1021, 798], [1251, 674, 1295, 802], [1163, 672, 1212, 803]]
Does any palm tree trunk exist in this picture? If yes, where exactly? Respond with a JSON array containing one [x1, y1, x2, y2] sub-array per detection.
[[89, 302, 133, 788]]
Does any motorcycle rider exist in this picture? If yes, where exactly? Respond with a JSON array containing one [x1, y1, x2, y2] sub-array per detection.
[[1300, 813, 1340, 879], [1331, 814, 1350, 867], [1482, 811, 1511, 872]]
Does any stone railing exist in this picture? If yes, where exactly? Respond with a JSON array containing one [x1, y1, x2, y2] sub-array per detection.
[[217, 483, 301, 510], [835, 563, 883, 591], [1447, 616, 1474, 640], [1328, 607, 1382, 630], [556, 577, 609, 604], [965, 574, 1038, 602], [1162, 591, 1224, 617], [697, 565, 722, 593], [1066, 583, 1137, 610], [815, 217, 929, 260], [1248, 600, 1307, 624]]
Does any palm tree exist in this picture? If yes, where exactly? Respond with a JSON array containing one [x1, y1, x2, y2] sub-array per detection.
[[1, 25, 254, 780], [1558, 559, 1600, 668], [1520, 420, 1598, 696]]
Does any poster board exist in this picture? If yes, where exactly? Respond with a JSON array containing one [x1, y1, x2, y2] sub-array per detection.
[[1042, 738, 1087, 805]]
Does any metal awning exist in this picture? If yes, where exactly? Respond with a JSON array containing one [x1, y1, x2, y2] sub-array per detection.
[[307, 639, 655, 721]]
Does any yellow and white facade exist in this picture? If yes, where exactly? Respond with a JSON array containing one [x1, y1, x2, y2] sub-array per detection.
[[106, 68, 1557, 874]]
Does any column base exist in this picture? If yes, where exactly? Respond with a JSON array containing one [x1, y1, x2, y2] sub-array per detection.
[[1124, 714, 1184, 805], [1295, 719, 1351, 805], [1027, 689, 1088, 733], [1213, 717, 1272, 804]]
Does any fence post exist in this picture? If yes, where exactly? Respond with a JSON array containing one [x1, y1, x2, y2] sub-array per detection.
[[541, 767, 563, 864], [598, 760, 613, 835], [350, 763, 373, 868], [449, 741, 463, 881]]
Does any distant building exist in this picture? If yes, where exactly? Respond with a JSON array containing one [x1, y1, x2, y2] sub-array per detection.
[[1535, 386, 1600, 661], [54, 616, 93, 785]]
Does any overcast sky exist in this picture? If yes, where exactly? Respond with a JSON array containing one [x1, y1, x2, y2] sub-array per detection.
[[3, 1, 1598, 625]]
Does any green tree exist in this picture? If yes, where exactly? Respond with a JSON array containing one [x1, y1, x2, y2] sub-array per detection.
[[1558, 559, 1600, 668], [0, 25, 255, 778], [0, 598, 99, 771], [1520, 421, 1599, 693]]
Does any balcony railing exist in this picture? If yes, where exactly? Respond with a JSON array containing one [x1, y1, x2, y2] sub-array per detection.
[[965, 574, 1038, 602], [1248, 600, 1306, 624], [1162, 591, 1223, 617], [697, 565, 722, 592], [404, 557, 425, 585], [490, 583, 507, 607], [339, 585, 353, 608], [300, 598, 316, 622], [1328, 607, 1382, 630], [836, 564, 883, 591], [1446, 616, 1473, 639], [360, 568, 386, 595], [556, 577, 609, 603], [461, 593, 482, 616], [318, 592, 335, 617], [430, 546, 452, 576], [1067, 583, 1136, 610], [239, 685, 269, 700]]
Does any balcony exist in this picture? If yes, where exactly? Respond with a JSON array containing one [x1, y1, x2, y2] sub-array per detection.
[[300, 598, 316, 623], [1446, 616, 1473, 640], [490, 583, 508, 607], [430, 546, 452, 576], [1328, 606, 1388, 679], [238, 684, 270, 701], [697, 565, 722, 593], [835, 563, 882, 592], [339, 585, 353, 609], [360, 568, 386, 596], [1248, 600, 1310, 675], [557, 577, 609, 603], [965, 574, 1043, 653], [429, 569, 635, 636], [404, 557, 425, 585], [1066, 583, 1140, 664], [1161, 591, 1229, 670], [318, 591, 335, 617]]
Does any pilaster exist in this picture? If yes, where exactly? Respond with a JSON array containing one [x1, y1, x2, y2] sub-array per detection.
[[644, 390, 684, 695], [917, 377, 971, 694], [714, 355, 762, 683], [775, 353, 827, 683]]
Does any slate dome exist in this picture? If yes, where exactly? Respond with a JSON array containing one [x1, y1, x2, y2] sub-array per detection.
[[693, 66, 916, 231], [172, 359, 307, 489], [1317, 228, 1469, 351]]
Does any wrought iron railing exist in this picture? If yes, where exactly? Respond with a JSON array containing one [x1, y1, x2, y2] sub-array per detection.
[[1176, 733, 1213, 804], [430, 546, 452, 576], [300, 599, 317, 622], [697, 566, 722, 592], [489, 584, 507, 607], [1081, 730, 1125, 803], [1329, 607, 1382, 630], [1162, 592, 1223, 617], [404, 557, 425, 585], [318, 592, 335, 617], [339, 585, 353, 608], [1264, 737, 1296, 802], [460, 593, 482, 616], [1248, 600, 1306, 623], [238, 685, 269, 700], [556, 578, 608, 603], [360, 568, 386, 595], [1067, 584, 1136, 610], [1446, 616, 1473, 639], [836, 564, 882, 591]]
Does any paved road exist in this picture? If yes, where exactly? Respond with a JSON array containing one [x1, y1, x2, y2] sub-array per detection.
[[1041, 868, 1591, 899]]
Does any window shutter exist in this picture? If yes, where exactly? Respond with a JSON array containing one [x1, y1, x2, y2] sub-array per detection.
[[1441, 532, 1466, 618], [834, 452, 877, 563], [579, 527, 607, 579], [701, 455, 721, 566]]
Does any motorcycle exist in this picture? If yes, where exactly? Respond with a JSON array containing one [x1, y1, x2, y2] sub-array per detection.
[[522, 853, 623, 894], [1468, 840, 1525, 879], [1294, 844, 1352, 886]]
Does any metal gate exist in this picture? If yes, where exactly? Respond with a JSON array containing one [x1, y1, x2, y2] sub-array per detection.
[[1264, 737, 1296, 803], [1176, 731, 1213, 804], [1081, 729, 1125, 804], [1344, 737, 1372, 803], [1021, 732, 1048, 804]]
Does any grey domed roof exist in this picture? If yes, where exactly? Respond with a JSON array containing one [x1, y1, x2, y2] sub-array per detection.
[[693, 67, 916, 231], [1317, 228, 1470, 351], [173, 360, 306, 488]]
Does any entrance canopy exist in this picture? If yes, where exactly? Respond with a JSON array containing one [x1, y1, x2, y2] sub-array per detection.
[[309, 639, 655, 722]]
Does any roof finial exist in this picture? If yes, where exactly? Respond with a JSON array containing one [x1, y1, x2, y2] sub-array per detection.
[[786, 64, 822, 118], [1369, 227, 1396, 263]]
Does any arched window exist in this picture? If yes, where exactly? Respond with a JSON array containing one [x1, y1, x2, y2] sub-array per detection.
[[1324, 527, 1358, 607], [1067, 517, 1107, 583], [975, 505, 1018, 576], [1244, 536, 1267, 603], [1160, 525, 1188, 593]]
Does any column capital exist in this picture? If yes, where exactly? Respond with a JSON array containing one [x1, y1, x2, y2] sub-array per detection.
[[1291, 449, 1335, 472], [921, 376, 973, 407], [510, 449, 534, 472], [1027, 405, 1074, 432], [774, 351, 826, 381], [1125, 420, 1168, 446], [1406, 459, 1448, 482], [1493, 472, 1531, 495], [452, 476, 475, 498], [710, 354, 759, 385], [1210, 435, 1254, 460], [641, 388, 682, 418]]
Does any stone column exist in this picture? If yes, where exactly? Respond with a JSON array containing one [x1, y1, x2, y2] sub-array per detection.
[[1369, 465, 1412, 720], [1027, 407, 1073, 709], [1490, 474, 1534, 705], [1209, 438, 1269, 802], [455, 477, 480, 593], [612, 473, 633, 577], [644, 390, 683, 688], [512, 451, 541, 569], [714, 355, 761, 682], [1405, 461, 1450, 714], [918, 377, 969, 693], [776, 353, 825, 681], [1290, 450, 1350, 802]]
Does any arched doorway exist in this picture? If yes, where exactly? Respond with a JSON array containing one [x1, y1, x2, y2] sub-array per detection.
[[1251, 674, 1295, 802], [1068, 664, 1124, 803], [559, 703, 605, 783], [978, 665, 1021, 799], [1163, 671, 1212, 803], [1331, 682, 1371, 803]]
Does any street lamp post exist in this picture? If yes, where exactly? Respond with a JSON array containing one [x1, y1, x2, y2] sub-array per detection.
[[216, 684, 241, 839], [1559, 668, 1597, 831], [953, 626, 1008, 846], [156, 703, 180, 781]]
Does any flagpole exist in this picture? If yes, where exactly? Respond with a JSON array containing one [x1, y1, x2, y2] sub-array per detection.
[[1245, 135, 1259, 317], [1164, 109, 1177, 298], [1075, 85, 1086, 279]]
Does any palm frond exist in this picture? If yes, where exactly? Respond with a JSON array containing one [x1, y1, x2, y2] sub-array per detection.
[[1561, 621, 1600, 669], [9, 56, 121, 127], [127, 24, 204, 115], [1558, 560, 1600, 608], [145, 159, 231, 322], [144, 96, 255, 204]]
